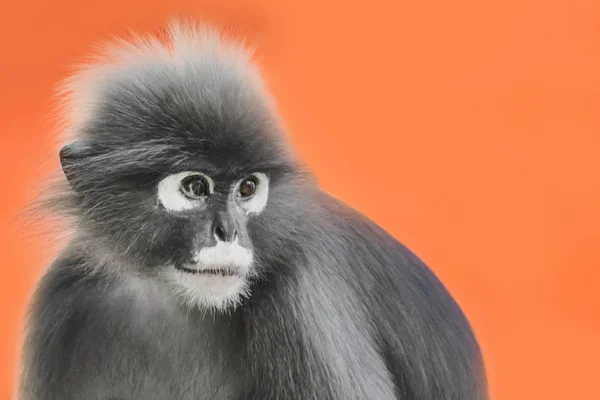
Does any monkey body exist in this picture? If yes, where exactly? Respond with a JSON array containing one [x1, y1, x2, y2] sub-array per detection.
[[22, 193, 484, 400], [19, 22, 487, 400]]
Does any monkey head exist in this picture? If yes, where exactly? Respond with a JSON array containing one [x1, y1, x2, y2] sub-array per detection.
[[55, 24, 311, 311]]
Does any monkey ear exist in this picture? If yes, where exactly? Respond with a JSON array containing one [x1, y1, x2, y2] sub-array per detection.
[[59, 141, 93, 188]]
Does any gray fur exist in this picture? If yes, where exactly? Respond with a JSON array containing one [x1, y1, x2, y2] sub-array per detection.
[[18, 22, 488, 400]]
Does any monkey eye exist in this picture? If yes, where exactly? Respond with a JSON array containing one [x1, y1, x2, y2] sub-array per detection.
[[235, 173, 269, 214], [180, 174, 211, 199], [157, 171, 214, 212], [238, 176, 258, 199]]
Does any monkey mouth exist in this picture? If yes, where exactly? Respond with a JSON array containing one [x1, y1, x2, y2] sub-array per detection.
[[174, 264, 242, 277]]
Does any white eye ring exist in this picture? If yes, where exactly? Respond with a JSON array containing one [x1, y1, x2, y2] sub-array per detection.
[[236, 172, 269, 215], [157, 171, 214, 212]]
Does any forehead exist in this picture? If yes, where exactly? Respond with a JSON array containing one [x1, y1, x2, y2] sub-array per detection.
[[81, 65, 291, 176]]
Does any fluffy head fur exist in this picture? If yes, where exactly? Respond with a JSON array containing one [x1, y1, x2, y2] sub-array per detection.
[[48, 21, 313, 311]]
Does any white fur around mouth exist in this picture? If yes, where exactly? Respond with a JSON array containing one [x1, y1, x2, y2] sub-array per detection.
[[190, 239, 254, 269], [174, 264, 242, 277], [161, 241, 254, 311], [164, 268, 249, 311]]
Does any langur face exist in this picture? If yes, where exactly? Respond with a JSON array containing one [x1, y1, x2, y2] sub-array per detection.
[[155, 170, 270, 310]]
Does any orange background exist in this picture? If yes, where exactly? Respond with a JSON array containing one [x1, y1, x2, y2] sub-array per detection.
[[1, 1, 599, 399]]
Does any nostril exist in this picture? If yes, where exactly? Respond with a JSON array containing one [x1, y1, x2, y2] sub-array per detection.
[[215, 225, 227, 242]]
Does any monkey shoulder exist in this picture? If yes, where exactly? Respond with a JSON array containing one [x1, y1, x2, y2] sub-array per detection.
[[314, 197, 487, 399], [26, 256, 109, 345], [21, 257, 198, 399], [21, 256, 118, 398]]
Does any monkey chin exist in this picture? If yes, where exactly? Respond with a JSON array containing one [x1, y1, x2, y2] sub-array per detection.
[[160, 266, 251, 312]]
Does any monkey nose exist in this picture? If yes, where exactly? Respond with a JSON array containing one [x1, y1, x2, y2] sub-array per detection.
[[213, 214, 238, 242]]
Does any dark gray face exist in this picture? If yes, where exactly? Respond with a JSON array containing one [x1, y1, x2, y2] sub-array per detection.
[[155, 170, 269, 269], [56, 71, 308, 310], [157, 171, 267, 245], [152, 169, 271, 309]]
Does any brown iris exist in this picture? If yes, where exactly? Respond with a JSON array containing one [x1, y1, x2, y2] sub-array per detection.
[[180, 174, 210, 199], [238, 176, 258, 198]]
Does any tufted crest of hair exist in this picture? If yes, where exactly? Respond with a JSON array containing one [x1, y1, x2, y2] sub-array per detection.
[[58, 21, 280, 142], [35, 20, 308, 273]]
